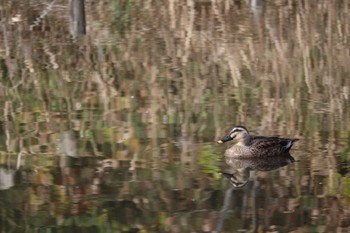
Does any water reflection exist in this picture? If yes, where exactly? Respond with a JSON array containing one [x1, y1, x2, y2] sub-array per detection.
[[57, 130, 79, 158], [221, 152, 295, 189], [0, 153, 21, 190], [0, 167, 16, 190], [217, 153, 295, 232], [1, 0, 350, 232]]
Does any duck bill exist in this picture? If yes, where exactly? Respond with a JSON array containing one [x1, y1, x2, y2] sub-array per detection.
[[217, 135, 234, 144]]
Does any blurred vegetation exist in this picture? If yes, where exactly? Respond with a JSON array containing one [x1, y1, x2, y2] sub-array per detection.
[[0, 0, 350, 232], [198, 144, 221, 180]]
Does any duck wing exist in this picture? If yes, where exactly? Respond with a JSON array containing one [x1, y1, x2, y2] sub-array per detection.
[[250, 136, 298, 154]]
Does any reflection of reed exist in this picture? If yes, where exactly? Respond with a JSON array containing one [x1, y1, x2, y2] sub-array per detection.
[[0, 1, 350, 232], [215, 187, 235, 232]]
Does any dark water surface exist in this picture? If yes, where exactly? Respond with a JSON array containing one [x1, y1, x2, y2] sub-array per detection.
[[1, 0, 350, 232]]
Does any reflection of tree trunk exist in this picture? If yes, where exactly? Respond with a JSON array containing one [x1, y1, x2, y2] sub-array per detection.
[[70, 0, 86, 37], [149, 67, 160, 180], [216, 187, 235, 233], [241, 180, 249, 228], [251, 172, 259, 233]]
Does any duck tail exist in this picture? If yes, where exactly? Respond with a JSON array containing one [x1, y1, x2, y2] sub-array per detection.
[[284, 138, 299, 152]]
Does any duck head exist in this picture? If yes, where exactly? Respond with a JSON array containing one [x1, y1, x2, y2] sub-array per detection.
[[217, 125, 250, 144]]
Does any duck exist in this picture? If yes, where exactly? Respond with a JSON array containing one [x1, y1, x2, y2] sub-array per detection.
[[217, 125, 298, 158]]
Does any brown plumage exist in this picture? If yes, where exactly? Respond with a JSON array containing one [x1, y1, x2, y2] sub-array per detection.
[[217, 125, 299, 158]]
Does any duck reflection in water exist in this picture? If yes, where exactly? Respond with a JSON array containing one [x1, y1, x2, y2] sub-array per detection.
[[221, 153, 295, 188], [217, 125, 298, 188]]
